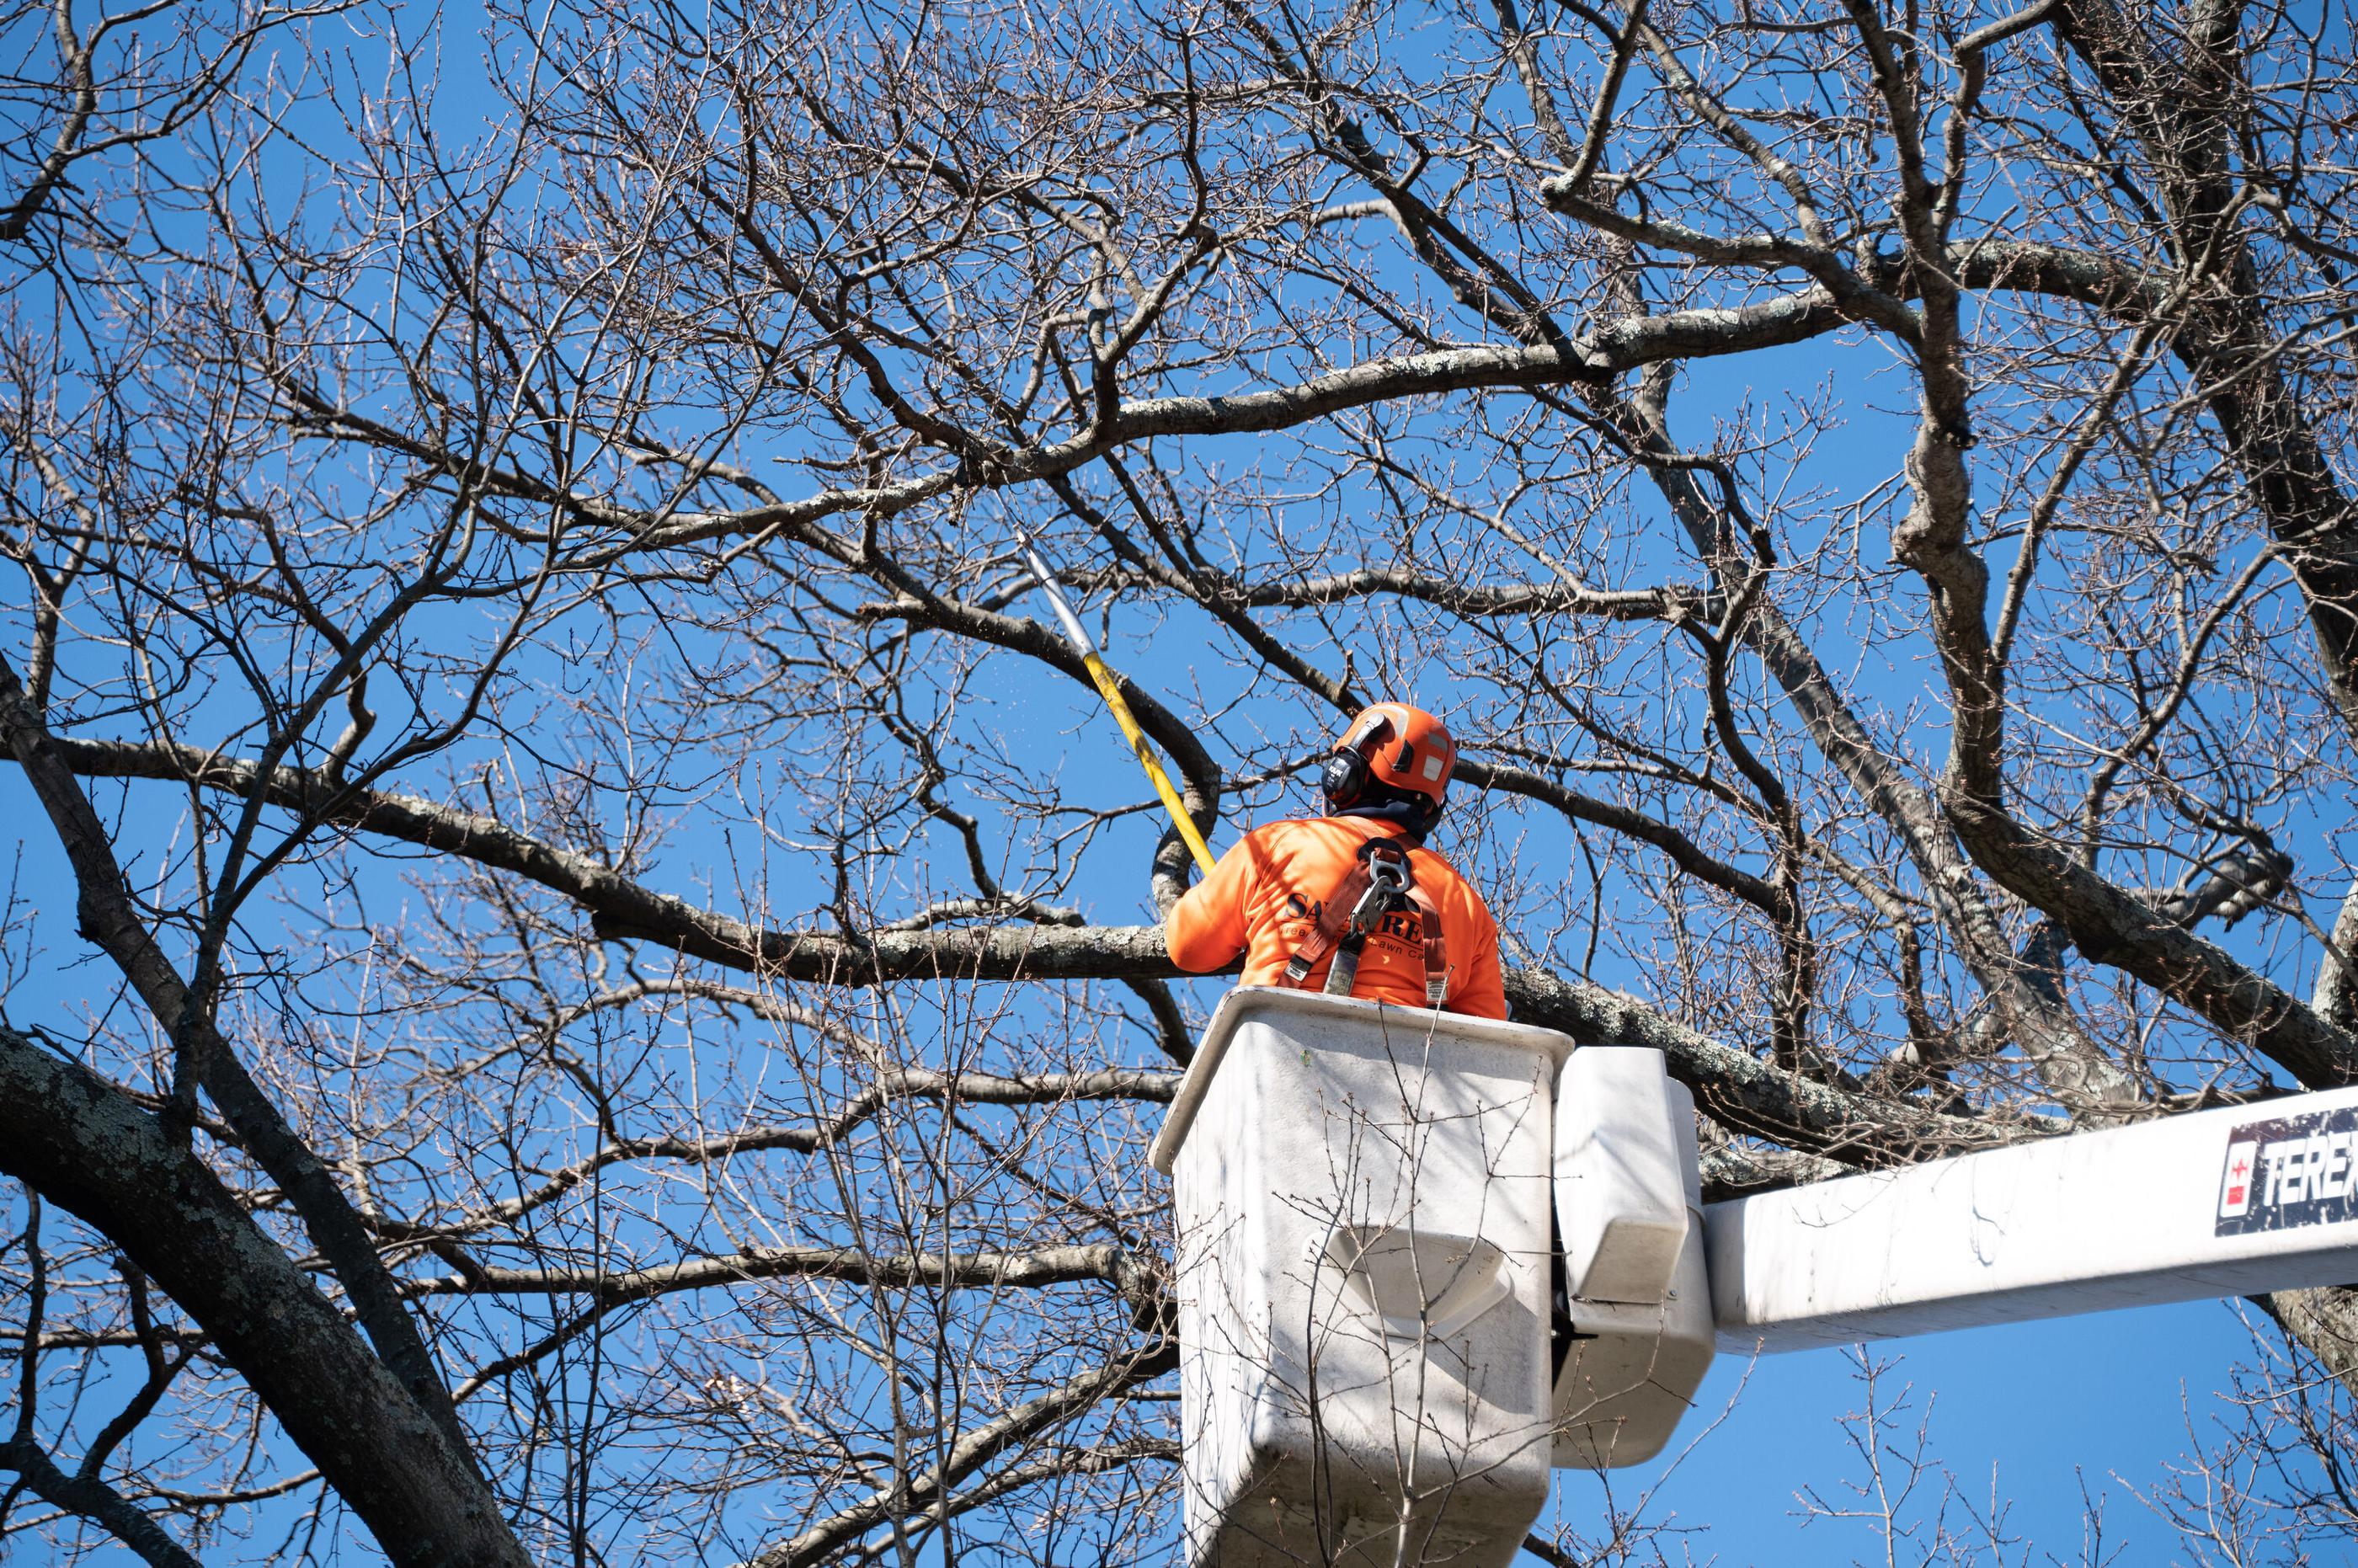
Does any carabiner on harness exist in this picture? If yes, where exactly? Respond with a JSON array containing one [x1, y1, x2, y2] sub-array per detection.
[[1346, 852, 1410, 936], [1323, 852, 1408, 1000]]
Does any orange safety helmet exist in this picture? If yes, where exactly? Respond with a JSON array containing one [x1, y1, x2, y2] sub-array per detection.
[[1320, 701, 1458, 815]]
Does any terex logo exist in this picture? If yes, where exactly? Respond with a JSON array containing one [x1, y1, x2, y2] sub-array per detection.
[[2216, 1105, 2358, 1236]]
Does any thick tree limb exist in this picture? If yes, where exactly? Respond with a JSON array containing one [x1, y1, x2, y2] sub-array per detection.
[[0, 1029, 526, 1568], [1504, 968, 2030, 1161], [2035, 0, 2358, 727], [292, 289, 1861, 561], [0, 1437, 200, 1568], [1944, 795, 2358, 1088], [410, 1240, 1160, 1307], [32, 734, 2008, 1166], [2252, 1284, 2358, 1407]]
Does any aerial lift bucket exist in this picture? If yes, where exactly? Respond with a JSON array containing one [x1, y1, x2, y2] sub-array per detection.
[[1151, 988, 1569, 1568], [1152, 991, 1729, 1567]]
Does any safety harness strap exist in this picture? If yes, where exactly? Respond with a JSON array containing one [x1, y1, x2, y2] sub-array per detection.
[[1281, 862, 1369, 991], [1281, 840, 1450, 1008]]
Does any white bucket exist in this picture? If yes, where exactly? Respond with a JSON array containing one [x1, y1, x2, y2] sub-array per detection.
[[1155, 987, 1571, 1568]]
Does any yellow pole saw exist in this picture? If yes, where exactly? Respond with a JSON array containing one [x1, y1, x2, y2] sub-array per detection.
[[1016, 530, 1219, 877]]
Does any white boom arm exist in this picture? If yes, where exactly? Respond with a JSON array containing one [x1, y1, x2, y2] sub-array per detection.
[[1706, 1085, 2358, 1353]]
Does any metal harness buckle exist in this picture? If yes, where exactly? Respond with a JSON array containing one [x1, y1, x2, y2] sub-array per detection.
[[1348, 856, 1408, 933]]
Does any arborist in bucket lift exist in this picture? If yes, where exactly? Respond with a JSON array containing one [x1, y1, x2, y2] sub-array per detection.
[[1164, 702, 1507, 1019]]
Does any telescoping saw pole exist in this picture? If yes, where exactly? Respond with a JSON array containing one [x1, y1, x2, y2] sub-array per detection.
[[1017, 531, 1219, 877]]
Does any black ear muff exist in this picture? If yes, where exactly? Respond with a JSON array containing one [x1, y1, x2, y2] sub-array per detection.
[[1320, 748, 1368, 810]]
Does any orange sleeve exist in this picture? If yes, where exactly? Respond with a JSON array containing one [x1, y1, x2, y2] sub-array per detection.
[[1165, 831, 1260, 973], [1446, 887, 1509, 1019]]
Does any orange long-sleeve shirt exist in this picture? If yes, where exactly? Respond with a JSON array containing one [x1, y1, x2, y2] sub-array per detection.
[[1164, 816, 1508, 1019]]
